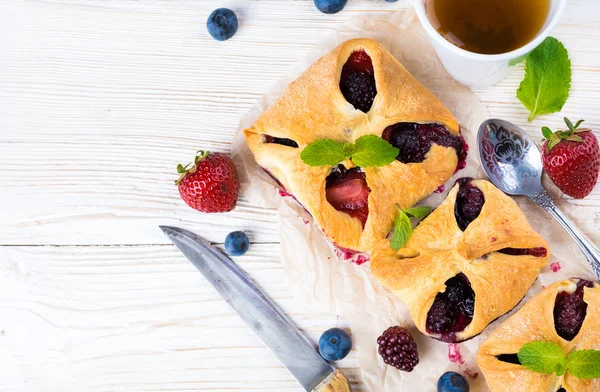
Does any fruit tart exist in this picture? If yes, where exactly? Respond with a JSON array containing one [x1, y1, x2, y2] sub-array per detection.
[[370, 178, 550, 342], [244, 38, 465, 252], [477, 278, 600, 392]]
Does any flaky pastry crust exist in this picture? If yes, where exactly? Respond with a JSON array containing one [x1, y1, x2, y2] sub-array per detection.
[[477, 279, 600, 392], [244, 38, 461, 252], [370, 179, 549, 341]]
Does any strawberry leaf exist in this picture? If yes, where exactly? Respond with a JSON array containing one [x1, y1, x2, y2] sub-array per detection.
[[564, 117, 575, 132], [573, 119, 585, 130], [566, 135, 584, 142], [547, 135, 562, 152], [541, 126, 553, 140]]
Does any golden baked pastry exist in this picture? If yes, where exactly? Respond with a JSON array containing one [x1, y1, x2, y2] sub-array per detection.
[[477, 278, 600, 392], [244, 38, 464, 252], [370, 178, 549, 342]]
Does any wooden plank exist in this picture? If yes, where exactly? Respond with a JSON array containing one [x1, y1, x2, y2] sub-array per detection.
[[0, 0, 600, 244], [2, 0, 600, 245], [0, 244, 368, 391]]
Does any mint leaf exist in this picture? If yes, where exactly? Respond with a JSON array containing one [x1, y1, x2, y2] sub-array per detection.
[[404, 206, 432, 219], [352, 135, 399, 167], [509, 52, 529, 67], [300, 139, 348, 166], [391, 209, 412, 250], [567, 350, 600, 379], [518, 341, 567, 375], [517, 37, 571, 122]]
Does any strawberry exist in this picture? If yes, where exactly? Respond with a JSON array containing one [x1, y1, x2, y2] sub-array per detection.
[[175, 151, 239, 212], [325, 170, 371, 227], [541, 118, 600, 199]]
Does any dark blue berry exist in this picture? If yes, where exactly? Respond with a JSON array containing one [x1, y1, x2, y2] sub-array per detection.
[[319, 328, 352, 361], [224, 231, 249, 256], [207, 8, 238, 41], [437, 371, 470, 392], [314, 0, 348, 14], [384, 0, 399, 2]]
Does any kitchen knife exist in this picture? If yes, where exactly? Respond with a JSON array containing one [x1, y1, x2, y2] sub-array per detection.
[[160, 226, 351, 392]]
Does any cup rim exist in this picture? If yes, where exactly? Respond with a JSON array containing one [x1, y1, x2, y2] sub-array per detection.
[[412, 0, 568, 61]]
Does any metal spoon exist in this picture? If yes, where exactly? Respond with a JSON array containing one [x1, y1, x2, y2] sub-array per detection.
[[478, 118, 600, 278]]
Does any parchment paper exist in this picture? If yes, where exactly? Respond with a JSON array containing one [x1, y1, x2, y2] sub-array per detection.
[[231, 8, 599, 391]]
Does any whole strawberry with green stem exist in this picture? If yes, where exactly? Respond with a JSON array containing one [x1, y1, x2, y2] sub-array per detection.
[[175, 150, 239, 212], [541, 118, 600, 198]]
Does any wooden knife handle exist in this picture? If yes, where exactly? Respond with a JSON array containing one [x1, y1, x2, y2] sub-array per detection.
[[312, 369, 352, 392]]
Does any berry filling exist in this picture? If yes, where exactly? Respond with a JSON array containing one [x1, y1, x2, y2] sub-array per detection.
[[496, 353, 520, 365], [553, 279, 594, 341], [497, 247, 548, 257], [263, 135, 299, 148], [325, 165, 370, 227], [454, 178, 484, 231], [381, 122, 464, 164], [426, 273, 475, 342], [340, 50, 377, 113]]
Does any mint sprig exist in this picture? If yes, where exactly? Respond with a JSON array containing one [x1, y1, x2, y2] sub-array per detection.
[[300, 139, 352, 166], [390, 206, 432, 250], [517, 341, 600, 380], [518, 341, 567, 376], [517, 36, 571, 122], [300, 135, 399, 168], [567, 350, 600, 379]]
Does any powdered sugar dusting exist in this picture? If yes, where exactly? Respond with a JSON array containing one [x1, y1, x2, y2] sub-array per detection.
[[550, 262, 561, 272]]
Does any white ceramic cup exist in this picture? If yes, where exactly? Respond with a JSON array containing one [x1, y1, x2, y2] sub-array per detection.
[[409, 0, 567, 88]]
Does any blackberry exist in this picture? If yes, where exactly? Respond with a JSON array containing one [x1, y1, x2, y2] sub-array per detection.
[[426, 273, 475, 342], [553, 279, 594, 340], [381, 122, 463, 164], [340, 72, 376, 113], [376, 326, 419, 371], [454, 178, 485, 231]]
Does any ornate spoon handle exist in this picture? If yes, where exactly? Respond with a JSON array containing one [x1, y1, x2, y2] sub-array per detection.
[[531, 189, 600, 278]]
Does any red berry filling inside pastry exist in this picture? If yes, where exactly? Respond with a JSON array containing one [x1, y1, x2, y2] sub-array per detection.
[[454, 178, 484, 231], [382, 122, 464, 164], [426, 273, 475, 342], [497, 247, 548, 257], [262, 135, 299, 148], [325, 165, 370, 228], [340, 50, 377, 113], [553, 279, 594, 341]]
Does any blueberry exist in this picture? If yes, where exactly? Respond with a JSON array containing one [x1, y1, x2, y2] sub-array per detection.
[[384, 0, 398, 2], [319, 328, 352, 361], [314, 0, 348, 14], [207, 8, 238, 41], [224, 231, 249, 256], [437, 371, 470, 392]]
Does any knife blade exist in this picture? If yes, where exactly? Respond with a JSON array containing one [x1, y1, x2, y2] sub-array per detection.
[[160, 226, 351, 392]]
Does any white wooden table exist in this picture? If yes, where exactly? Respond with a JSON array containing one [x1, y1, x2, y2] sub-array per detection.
[[1, 1, 600, 391]]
